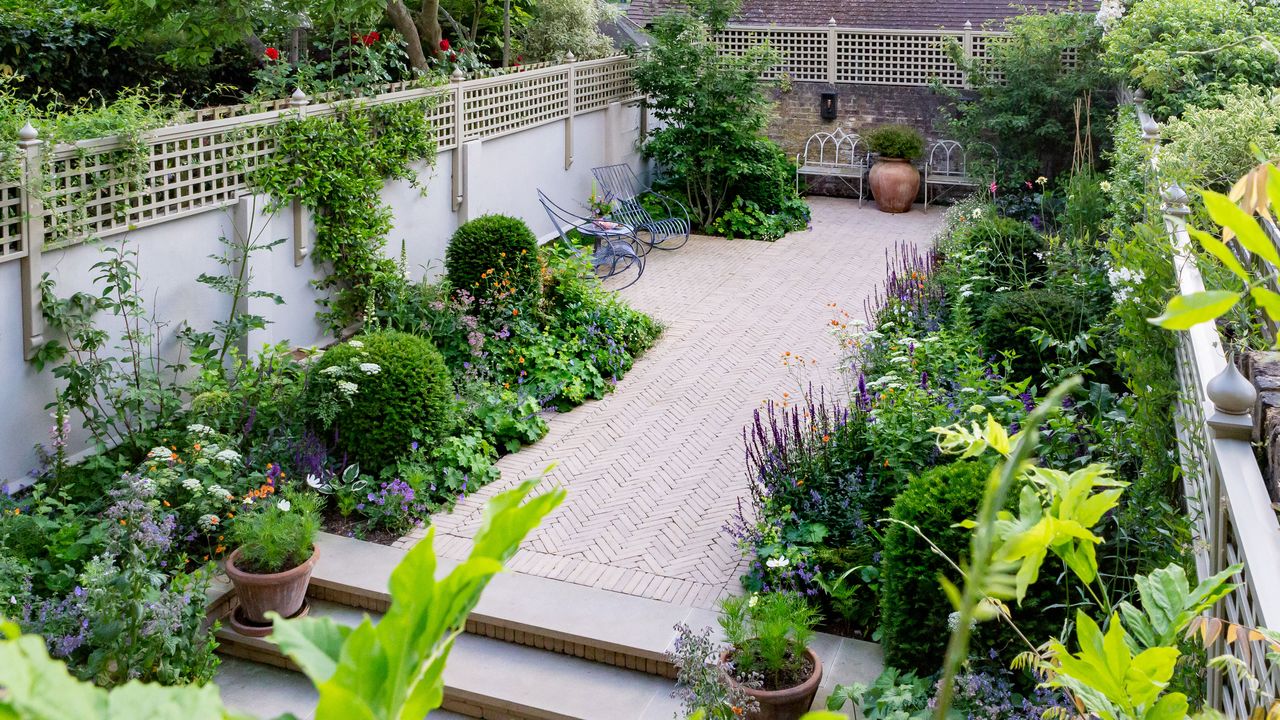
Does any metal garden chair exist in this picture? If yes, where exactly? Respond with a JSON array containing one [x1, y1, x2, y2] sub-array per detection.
[[796, 128, 870, 206], [591, 164, 691, 251], [537, 189, 645, 290], [923, 140, 999, 208]]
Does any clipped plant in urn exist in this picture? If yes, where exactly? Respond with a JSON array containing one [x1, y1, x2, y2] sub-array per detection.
[[867, 124, 925, 213]]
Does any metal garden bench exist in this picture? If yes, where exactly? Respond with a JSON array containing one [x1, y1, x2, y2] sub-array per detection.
[[537, 189, 645, 289], [591, 164, 690, 251], [795, 128, 870, 205], [923, 140, 998, 208]]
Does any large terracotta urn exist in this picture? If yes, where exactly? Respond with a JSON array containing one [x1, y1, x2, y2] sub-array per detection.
[[869, 157, 920, 213], [720, 647, 824, 720]]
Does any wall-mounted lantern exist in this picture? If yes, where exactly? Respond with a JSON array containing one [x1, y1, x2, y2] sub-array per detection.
[[820, 91, 838, 121]]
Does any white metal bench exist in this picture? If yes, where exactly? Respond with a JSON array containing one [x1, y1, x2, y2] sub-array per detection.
[[795, 129, 870, 206], [923, 140, 998, 208]]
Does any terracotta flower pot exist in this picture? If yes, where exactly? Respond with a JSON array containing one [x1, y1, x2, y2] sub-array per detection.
[[720, 647, 823, 720], [868, 157, 920, 214], [225, 544, 318, 625]]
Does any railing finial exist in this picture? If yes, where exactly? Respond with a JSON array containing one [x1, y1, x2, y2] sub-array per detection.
[[964, 20, 972, 30], [450, 67, 466, 83], [17, 121, 38, 145], [565, 50, 576, 62], [1207, 356, 1257, 440], [828, 17, 837, 27], [1162, 182, 1190, 217], [289, 88, 309, 108]]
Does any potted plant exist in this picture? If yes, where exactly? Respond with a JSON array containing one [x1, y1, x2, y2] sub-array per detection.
[[225, 491, 321, 637], [866, 125, 926, 213], [718, 592, 823, 720]]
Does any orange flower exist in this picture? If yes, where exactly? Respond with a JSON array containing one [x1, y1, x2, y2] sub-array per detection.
[[193, 443, 201, 451], [120, 519, 127, 525], [170, 452, 179, 462], [883, 460, 890, 468], [163, 500, 171, 507], [822, 434, 830, 443]]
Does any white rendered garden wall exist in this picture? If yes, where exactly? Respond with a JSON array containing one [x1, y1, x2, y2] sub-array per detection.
[[0, 57, 647, 485]]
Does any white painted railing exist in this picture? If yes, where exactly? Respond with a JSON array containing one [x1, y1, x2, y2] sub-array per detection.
[[1140, 100, 1280, 714]]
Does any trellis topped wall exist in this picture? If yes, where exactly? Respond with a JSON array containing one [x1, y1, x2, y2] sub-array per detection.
[[713, 23, 1012, 87], [0, 55, 641, 361]]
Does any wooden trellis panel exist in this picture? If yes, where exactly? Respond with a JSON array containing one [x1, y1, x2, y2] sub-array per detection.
[[835, 30, 966, 86], [715, 28, 830, 82], [461, 70, 571, 141], [575, 58, 640, 113], [0, 177, 21, 260], [0, 56, 641, 259]]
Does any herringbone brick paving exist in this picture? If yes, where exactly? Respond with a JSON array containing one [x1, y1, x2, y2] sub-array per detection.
[[397, 198, 945, 608]]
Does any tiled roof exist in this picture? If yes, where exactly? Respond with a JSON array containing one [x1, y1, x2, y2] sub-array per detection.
[[627, 0, 1098, 29]]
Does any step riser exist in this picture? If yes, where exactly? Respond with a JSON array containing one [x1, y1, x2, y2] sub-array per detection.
[[306, 582, 676, 679]]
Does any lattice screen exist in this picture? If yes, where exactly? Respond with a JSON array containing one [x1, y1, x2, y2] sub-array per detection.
[[835, 31, 965, 86], [0, 178, 22, 260], [716, 29, 830, 81], [576, 59, 640, 112], [968, 35, 1006, 84], [461, 70, 571, 140], [424, 89, 457, 151], [0, 56, 648, 258]]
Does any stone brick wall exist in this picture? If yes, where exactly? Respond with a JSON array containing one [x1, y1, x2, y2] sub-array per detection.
[[766, 81, 956, 159], [766, 81, 960, 200]]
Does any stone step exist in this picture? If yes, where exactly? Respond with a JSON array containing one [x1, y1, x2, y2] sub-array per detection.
[[209, 532, 885, 715], [301, 532, 712, 678], [214, 598, 683, 720]]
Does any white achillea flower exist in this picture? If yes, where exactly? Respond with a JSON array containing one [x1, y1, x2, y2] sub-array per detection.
[[148, 446, 171, 459], [359, 363, 381, 375], [182, 478, 201, 491], [320, 365, 343, 376], [186, 424, 215, 436], [348, 340, 364, 348], [337, 380, 358, 396], [214, 449, 242, 464]]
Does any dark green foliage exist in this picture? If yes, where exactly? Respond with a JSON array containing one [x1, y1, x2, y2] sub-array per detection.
[[980, 289, 1093, 382], [0, 2, 251, 106], [445, 215, 542, 305], [313, 331, 454, 472], [880, 460, 990, 674], [866, 124, 925, 160], [953, 215, 1046, 288], [943, 10, 1113, 182]]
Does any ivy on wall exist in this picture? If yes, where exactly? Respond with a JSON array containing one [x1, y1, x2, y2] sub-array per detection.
[[253, 100, 437, 330]]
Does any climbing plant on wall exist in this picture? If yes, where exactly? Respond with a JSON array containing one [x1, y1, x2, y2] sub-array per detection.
[[253, 99, 437, 330]]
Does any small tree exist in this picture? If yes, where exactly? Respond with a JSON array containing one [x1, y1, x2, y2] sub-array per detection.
[[632, 0, 780, 227], [521, 0, 616, 63], [941, 10, 1114, 183]]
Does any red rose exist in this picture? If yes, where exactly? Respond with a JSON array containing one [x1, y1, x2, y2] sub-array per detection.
[[449, 51, 458, 61], [440, 38, 451, 51], [363, 31, 380, 45], [264, 47, 280, 61]]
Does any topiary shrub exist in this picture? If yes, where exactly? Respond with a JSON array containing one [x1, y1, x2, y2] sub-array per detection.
[[445, 215, 542, 307], [980, 288, 1094, 382], [866, 124, 925, 160], [952, 215, 1046, 287], [880, 460, 989, 674], [311, 331, 453, 472]]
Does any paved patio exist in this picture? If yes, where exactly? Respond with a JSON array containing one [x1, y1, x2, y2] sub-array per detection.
[[400, 197, 945, 608]]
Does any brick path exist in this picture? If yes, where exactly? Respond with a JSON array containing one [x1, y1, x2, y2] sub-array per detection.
[[399, 198, 945, 608]]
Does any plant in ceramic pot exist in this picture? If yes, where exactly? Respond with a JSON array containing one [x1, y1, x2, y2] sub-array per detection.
[[866, 124, 926, 213], [225, 491, 321, 637], [718, 592, 823, 720]]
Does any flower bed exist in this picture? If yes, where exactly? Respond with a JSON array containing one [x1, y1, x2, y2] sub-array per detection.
[[0, 215, 659, 684]]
